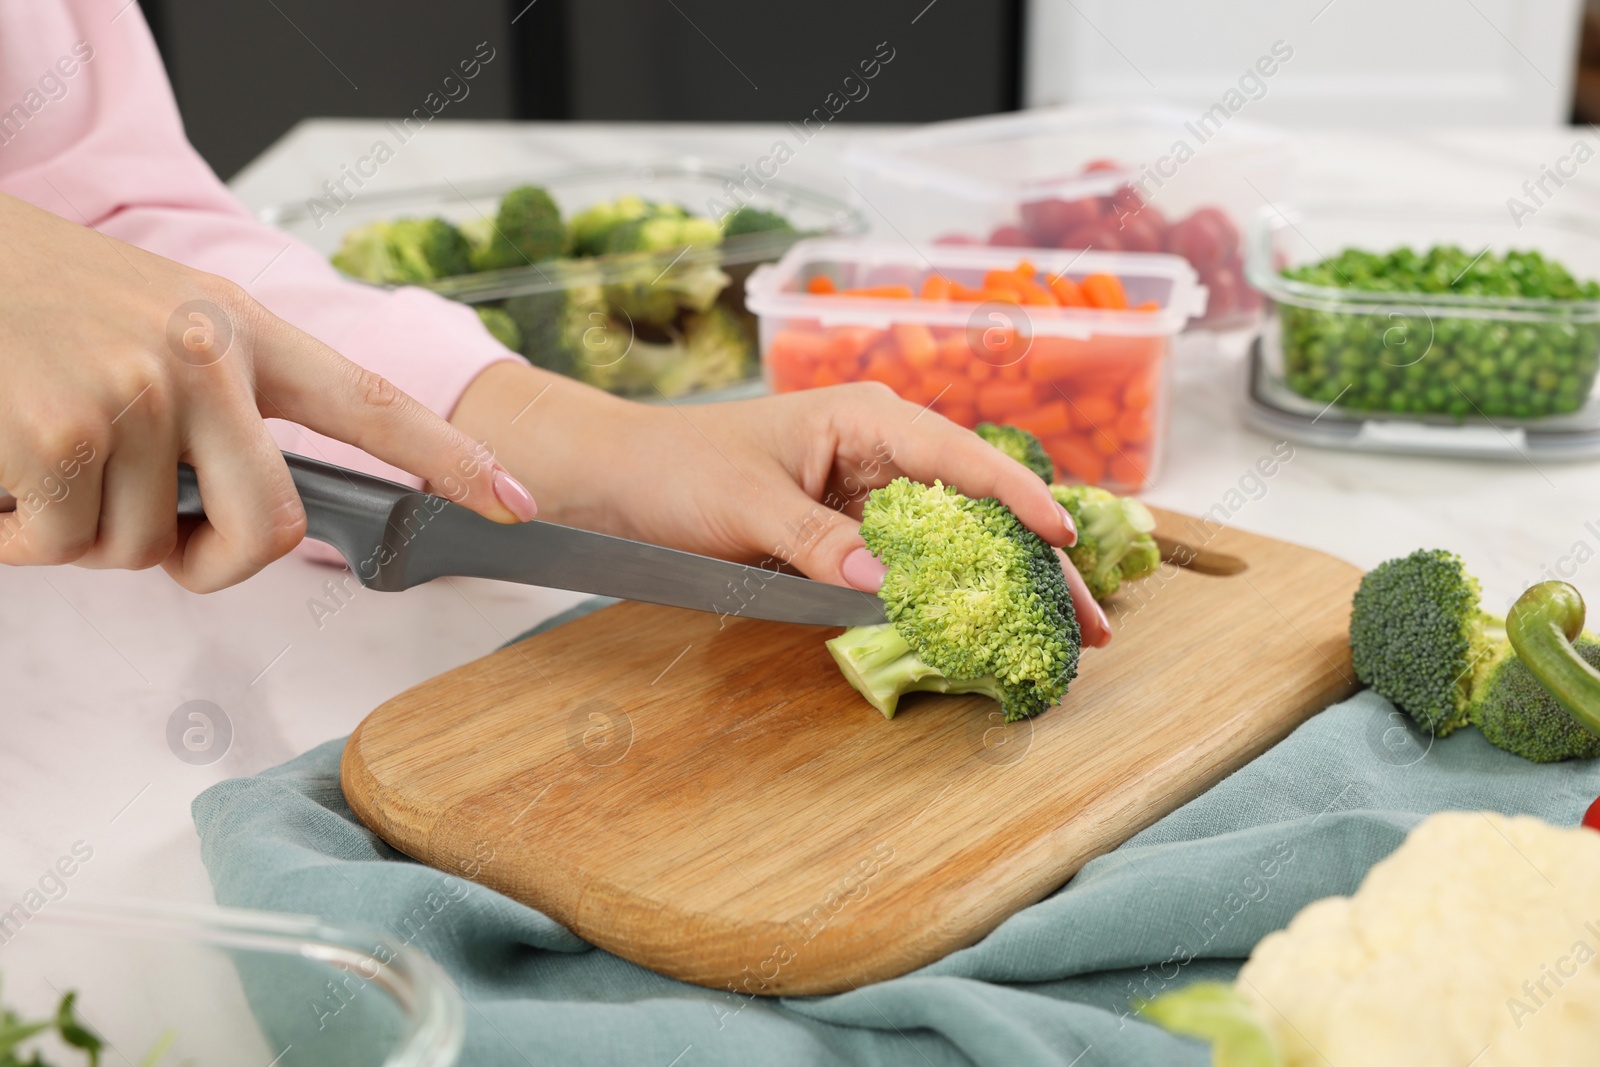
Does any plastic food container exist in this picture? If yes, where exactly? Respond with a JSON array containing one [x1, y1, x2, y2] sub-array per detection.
[[845, 104, 1287, 329], [0, 897, 462, 1067], [261, 160, 865, 400], [1245, 203, 1600, 457], [746, 240, 1206, 490]]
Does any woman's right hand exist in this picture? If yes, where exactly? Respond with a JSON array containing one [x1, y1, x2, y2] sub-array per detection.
[[0, 191, 538, 592]]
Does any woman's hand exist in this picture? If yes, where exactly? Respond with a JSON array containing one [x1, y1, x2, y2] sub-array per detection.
[[453, 364, 1112, 646], [0, 192, 536, 592]]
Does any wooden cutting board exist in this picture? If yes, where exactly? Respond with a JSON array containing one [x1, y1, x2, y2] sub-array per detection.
[[342, 508, 1361, 995]]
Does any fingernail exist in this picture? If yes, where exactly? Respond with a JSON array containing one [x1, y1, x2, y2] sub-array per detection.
[[842, 546, 888, 593], [1090, 597, 1112, 646], [492, 467, 537, 521], [1056, 502, 1078, 546]]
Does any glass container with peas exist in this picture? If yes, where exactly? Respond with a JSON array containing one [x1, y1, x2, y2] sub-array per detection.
[[1248, 205, 1600, 428]]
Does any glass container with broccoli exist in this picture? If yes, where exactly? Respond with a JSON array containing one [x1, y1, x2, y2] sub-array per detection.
[[323, 182, 815, 401], [1272, 244, 1600, 420]]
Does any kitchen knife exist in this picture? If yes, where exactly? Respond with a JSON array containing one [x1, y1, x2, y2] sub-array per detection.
[[176, 452, 887, 627]]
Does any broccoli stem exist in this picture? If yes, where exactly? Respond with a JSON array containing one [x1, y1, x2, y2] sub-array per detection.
[[1136, 981, 1282, 1067], [1507, 581, 1600, 740], [825, 623, 1001, 719]]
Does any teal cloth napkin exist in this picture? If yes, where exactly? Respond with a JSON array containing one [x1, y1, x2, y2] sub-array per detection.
[[192, 683, 1600, 1067]]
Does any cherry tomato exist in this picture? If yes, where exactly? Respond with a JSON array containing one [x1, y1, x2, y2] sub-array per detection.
[[1020, 197, 1104, 245], [1582, 795, 1600, 832], [988, 225, 1031, 247], [1083, 158, 1121, 173]]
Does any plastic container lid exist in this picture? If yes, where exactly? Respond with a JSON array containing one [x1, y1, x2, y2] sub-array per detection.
[[845, 103, 1287, 203], [746, 239, 1207, 336]]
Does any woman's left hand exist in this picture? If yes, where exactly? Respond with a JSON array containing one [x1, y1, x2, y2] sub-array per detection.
[[452, 366, 1112, 647]]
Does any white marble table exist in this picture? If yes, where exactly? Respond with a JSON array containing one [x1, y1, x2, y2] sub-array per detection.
[[4, 119, 1600, 1054]]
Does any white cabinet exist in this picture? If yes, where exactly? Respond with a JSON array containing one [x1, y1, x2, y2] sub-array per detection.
[[1025, 0, 1583, 126]]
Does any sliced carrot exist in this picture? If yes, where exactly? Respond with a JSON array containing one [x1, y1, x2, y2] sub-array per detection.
[[975, 381, 1037, 420], [806, 275, 837, 295], [1023, 338, 1093, 382], [893, 322, 938, 369], [770, 330, 831, 365], [1122, 369, 1157, 410], [1051, 434, 1108, 484], [938, 376, 979, 407], [862, 350, 915, 395], [1071, 393, 1120, 427], [826, 326, 880, 364], [813, 364, 848, 387], [970, 325, 1022, 363], [1109, 450, 1150, 488], [1135, 300, 1160, 312], [1013, 259, 1037, 281], [997, 360, 1027, 382], [936, 333, 971, 369], [842, 284, 915, 299], [939, 404, 978, 428], [1048, 276, 1089, 307], [920, 274, 953, 301], [968, 358, 994, 382], [949, 282, 988, 302], [1009, 400, 1072, 438], [1081, 273, 1129, 310], [1115, 407, 1152, 443], [1089, 427, 1121, 456], [1014, 278, 1058, 307], [980, 286, 1023, 304]]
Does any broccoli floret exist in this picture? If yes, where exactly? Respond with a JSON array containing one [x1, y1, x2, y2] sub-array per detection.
[[1473, 637, 1600, 763], [1353, 554, 1600, 760], [722, 206, 796, 238], [1050, 484, 1161, 602], [826, 478, 1081, 722], [500, 261, 619, 379], [601, 214, 728, 328], [974, 422, 1054, 482], [330, 217, 473, 283], [471, 185, 567, 272], [1349, 549, 1502, 737], [568, 195, 665, 256], [575, 305, 754, 398], [475, 306, 522, 352]]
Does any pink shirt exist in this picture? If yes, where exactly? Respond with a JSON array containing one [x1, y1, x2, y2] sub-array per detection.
[[0, 0, 518, 488]]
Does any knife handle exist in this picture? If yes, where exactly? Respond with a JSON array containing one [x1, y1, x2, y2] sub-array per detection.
[[177, 452, 419, 582]]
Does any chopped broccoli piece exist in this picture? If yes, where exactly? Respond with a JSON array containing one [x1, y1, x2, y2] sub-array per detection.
[[601, 214, 728, 328], [1349, 549, 1501, 737], [827, 623, 1020, 719], [974, 422, 1054, 482], [471, 185, 567, 272], [1137, 982, 1281, 1067], [722, 206, 796, 238], [330, 217, 473, 283], [1353, 554, 1600, 760], [1050, 484, 1161, 602], [475, 306, 522, 352], [826, 478, 1081, 722], [500, 261, 618, 379], [576, 305, 754, 398], [1473, 637, 1600, 762], [568, 195, 669, 257]]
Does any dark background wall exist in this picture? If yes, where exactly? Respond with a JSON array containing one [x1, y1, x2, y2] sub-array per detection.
[[141, 0, 1023, 180]]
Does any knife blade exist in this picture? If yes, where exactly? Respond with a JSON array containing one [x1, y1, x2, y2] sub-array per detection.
[[176, 452, 887, 628]]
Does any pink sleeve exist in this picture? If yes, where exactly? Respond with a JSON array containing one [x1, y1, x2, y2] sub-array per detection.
[[0, 0, 520, 489]]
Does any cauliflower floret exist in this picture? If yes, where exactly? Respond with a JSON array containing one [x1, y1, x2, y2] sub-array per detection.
[[1240, 812, 1600, 1067]]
